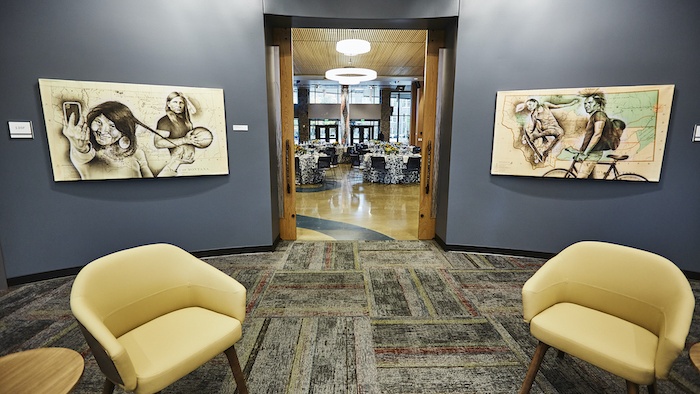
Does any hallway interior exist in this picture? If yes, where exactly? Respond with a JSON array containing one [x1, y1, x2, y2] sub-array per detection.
[[295, 163, 420, 241]]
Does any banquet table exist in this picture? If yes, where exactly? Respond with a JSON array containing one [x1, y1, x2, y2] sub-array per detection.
[[296, 153, 328, 184], [362, 153, 421, 184]]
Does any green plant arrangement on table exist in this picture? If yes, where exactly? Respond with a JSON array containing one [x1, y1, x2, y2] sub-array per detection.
[[383, 144, 399, 155]]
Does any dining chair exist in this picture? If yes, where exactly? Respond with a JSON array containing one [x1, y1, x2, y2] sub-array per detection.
[[317, 155, 333, 180], [350, 154, 361, 168], [370, 156, 387, 171], [294, 156, 301, 184], [370, 156, 388, 183], [70, 243, 249, 394], [520, 241, 694, 394], [403, 156, 421, 182]]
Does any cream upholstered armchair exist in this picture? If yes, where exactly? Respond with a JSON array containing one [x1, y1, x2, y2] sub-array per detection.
[[520, 241, 694, 394], [70, 243, 248, 394]]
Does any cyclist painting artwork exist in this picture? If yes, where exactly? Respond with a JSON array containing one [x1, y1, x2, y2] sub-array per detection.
[[490, 84, 674, 182], [38, 78, 228, 182]]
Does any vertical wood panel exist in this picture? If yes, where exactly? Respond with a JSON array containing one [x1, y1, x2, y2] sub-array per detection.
[[274, 28, 297, 240], [417, 30, 444, 240]]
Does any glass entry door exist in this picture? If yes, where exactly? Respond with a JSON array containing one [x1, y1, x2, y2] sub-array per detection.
[[313, 125, 339, 142], [351, 125, 375, 143]]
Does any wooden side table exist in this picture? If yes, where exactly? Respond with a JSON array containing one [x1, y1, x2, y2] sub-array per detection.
[[691, 343, 700, 373], [0, 347, 84, 394]]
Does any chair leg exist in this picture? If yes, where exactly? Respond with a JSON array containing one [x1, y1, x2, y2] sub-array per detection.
[[647, 381, 657, 394], [102, 378, 115, 394], [519, 341, 550, 394], [224, 345, 249, 394], [626, 380, 640, 394], [626, 380, 639, 394]]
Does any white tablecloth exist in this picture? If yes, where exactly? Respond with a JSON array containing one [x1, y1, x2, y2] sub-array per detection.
[[296, 153, 328, 184], [362, 154, 421, 184]]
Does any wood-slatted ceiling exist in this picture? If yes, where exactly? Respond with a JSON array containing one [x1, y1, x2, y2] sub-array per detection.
[[291, 28, 427, 80]]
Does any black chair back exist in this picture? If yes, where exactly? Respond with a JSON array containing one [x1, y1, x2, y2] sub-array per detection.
[[317, 156, 331, 170], [350, 154, 360, 167], [371, 156, 386, 170], [406, 157, 421, 171]]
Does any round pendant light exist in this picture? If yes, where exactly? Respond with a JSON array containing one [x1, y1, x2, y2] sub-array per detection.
[[335, 39, 371, 56], [325, 67, 377, 85]]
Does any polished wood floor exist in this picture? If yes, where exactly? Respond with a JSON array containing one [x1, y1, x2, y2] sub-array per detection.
[[296, 163, 420, 240]]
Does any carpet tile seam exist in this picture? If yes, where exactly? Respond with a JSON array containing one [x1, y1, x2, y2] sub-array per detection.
[[395, 267, 429, 317], [375, 361, 523, 368], [242, 317, 271, 378], [408, 268, 437, 317], [373, 345, 513, 353], [436, 268, 479, 316], [286, 317, 317, 393], [370, 318, 490, 325]]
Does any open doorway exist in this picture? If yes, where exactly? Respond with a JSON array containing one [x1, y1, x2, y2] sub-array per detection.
[[291, 28, 426, 240], [273, 26, 445, 241]]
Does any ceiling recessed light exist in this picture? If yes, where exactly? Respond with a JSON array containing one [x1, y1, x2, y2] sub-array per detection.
[[325, 67, 377, 85], [335, 39, 371, 56]]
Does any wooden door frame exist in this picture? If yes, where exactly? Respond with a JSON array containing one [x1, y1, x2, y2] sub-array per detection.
[[273, 28, 297, 240], [274, 27, 444, 241], [417, 29, 443, 240]]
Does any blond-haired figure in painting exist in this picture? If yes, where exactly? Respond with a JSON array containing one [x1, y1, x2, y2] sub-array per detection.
[[153, 92, 212, 175], [62, 101, 155, 180]]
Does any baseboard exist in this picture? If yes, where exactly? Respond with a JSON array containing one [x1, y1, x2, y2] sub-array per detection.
[[7, 266, 83, 287], [7, 240, 282, 287], [191, 240, 279, 258], [433, 235, 556, 259], [434, 235, 700, 279]]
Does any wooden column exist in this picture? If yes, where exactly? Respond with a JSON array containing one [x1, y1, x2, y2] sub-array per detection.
[[274, 28, 297, 240], [417, 29, 443, 240]]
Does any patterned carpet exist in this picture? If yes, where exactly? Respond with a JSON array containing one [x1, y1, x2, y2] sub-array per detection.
[[2, 240, 700, 393]]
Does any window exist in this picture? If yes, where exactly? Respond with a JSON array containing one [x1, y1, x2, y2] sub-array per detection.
[[310, 85, 340, 104], [349, 86, 379, 104], [390, 91, 411, 143]]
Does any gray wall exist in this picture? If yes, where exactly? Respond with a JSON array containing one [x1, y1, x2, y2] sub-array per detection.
[[0, 0, 275, 279], [3, 0, 700, 280], [444, 0, 700, 271]]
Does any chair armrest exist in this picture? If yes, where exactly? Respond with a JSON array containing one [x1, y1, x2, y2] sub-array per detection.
[[655, 290, 695, 378], [71, 298, 137, 389], [188, 259, 247, 323], [521, 262, 567, 322]]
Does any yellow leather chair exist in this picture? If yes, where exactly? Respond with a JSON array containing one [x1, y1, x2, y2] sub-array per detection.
[[70, 243, 248, 394], [520, 241, 694, 394]]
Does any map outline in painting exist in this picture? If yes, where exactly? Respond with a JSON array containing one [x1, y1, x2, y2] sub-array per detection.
[[491, 84, 674, 182]]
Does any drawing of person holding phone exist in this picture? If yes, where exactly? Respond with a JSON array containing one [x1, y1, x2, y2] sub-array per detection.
[[62, 100, 158, 180]]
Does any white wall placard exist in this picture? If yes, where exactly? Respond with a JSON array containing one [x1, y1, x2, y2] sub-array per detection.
[[8, 121, 33, 139]]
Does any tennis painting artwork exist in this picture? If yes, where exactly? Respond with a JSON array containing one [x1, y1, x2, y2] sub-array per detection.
[[38, 78, 228, 181], [491, 84, 674, 182]]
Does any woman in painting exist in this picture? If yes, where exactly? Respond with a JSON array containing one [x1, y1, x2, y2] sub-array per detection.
[[62, 101, 156, 180], [154, 92, 209, 166]]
